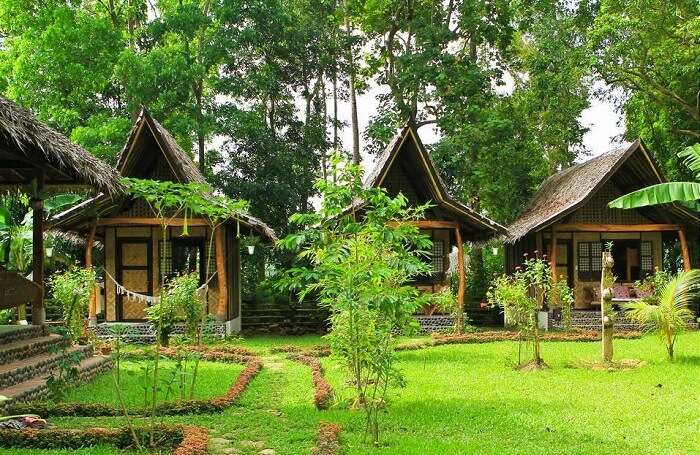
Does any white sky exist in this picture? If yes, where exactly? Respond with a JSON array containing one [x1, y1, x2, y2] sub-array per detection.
[[332, 82, 626, 172]]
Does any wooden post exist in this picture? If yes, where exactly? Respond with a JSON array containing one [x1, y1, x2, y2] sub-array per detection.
[[231, 235, 242, 320], [550, 232, 558, 284], [214, 227, 228, 320], [678, 229, 691, 272], [455, 227, 465, 333], [601, 251, 614, 362], [31, 173, 45, 326], [86, 221, 97, 326]]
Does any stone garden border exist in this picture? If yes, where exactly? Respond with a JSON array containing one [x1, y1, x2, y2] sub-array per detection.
[[8, 346, 263, 417], [0, 424, 208, 455], [287, 354, 333, 410]]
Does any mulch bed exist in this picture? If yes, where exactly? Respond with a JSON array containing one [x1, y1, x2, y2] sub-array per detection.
[[572, 358, 646, 371], [7, 352, 263, 417], [0, 424, 208, 454], [287, 354, 333, 410], [396, 330, 642, 351], [312, 421, 341, 455]]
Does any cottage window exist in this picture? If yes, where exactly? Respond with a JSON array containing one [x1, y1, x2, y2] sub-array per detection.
[[578, 242, 602, 281], [160, 238, 207, 284], [431, 240, 445, 276]]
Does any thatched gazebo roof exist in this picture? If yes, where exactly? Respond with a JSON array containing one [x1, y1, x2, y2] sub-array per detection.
[[506, 140, 700, 242], [0, 96, 121, 194]]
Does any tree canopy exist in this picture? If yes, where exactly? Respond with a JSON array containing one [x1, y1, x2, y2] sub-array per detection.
[[0, 0, 696, 235]]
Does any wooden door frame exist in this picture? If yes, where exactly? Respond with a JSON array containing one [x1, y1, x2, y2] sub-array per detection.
[[557, 239, 574, 288], [546, 238, 574, 288], [116, 237, 153, 322]]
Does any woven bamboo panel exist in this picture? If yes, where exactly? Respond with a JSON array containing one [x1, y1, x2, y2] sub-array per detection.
[[122, 199, 154, 217], [153, 154, 178, 181], [121, 269, 149, 320], [568, 181, 650, 224], [122, 270, 148, 292], [120, 154, 178, 216], [121, 243, 148, 267], [122, 298, 147, 320]]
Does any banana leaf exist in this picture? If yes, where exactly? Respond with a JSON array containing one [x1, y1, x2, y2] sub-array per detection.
[[679, 144, 700, 179], [608, 182, 700, 209]]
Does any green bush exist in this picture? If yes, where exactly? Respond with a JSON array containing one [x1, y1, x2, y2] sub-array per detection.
[[49, 267, 96, 343]]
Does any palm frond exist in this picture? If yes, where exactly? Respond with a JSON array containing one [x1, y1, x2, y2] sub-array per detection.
[[678, 144, 700, 179], [608, 182, 700, 209], [624, 270, 700, 339], [624, 300, 663, 333]]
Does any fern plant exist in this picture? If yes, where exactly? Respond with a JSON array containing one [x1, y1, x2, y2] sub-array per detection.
[[623, 270, 700, 360]]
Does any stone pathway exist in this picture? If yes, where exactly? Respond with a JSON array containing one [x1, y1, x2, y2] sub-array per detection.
[[207, 355, 292, 455]]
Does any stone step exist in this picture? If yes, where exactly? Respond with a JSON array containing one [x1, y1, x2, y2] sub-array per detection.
[[0, 325, 44, 345], [0, 355, 112, 406], [0, 345, 93, 389], [0, 334, 69, 366]]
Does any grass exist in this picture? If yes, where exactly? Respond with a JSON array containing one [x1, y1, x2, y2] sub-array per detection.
[[7, 332, 700, 454], [61, 360, 244, 408], [0, 448, 150, 455]]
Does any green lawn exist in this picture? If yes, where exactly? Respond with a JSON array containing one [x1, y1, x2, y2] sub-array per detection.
[[4, 332, 700, 454], [0, 448, 150, 455], [61, 360, 244, 407]]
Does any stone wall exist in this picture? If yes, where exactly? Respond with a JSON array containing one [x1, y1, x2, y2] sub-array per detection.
[[91, 321, 228, 342]]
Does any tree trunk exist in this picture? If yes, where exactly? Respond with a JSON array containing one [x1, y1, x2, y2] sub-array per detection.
[[343, 0, 360, 165], [195, 85, 206, 175], [601, 251, 614, 362]]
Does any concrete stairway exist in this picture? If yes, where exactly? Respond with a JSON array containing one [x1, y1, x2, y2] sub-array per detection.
[[0, 325, 112, 408]]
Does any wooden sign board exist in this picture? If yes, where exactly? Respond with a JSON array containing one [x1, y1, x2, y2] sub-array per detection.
[[0, 271, 42, 310]]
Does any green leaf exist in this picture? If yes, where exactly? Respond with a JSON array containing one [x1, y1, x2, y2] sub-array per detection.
[[608, 182, 700, 209], [0, 206, 11, 228], [678, 144, 700, 179]]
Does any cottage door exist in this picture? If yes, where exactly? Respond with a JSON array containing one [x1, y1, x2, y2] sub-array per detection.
[[116, 238, 153, 321], [547, 239, 574, 288]]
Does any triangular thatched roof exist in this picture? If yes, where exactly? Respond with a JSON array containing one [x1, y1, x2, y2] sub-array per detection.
[[117, 107, 205, 184], [0, 96, 121, 194], [365, 122, 505, 239], [506, 140, 700, 242], [50, 108, 276, 242]]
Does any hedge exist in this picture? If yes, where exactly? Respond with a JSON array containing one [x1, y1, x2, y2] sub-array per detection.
[[312, 421, 341, 455], [124, 345, 253, 364], [288, 354, 333, 410], [0, 424, 207, 454], [395, 330, 642, 351], [270, 344, 331, 357]]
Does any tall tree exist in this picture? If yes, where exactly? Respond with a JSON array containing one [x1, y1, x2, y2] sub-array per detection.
[[589, 0, 700, 178]]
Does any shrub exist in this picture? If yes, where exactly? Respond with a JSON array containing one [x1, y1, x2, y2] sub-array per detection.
[[624, 270, 700, 360], [277, 154, 431, 446], [49, 267, 96, 343], [488, 254, 574, 368], [0, 424, 205, 454]]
